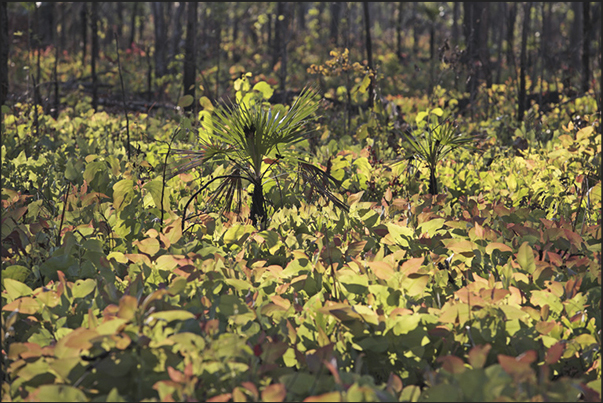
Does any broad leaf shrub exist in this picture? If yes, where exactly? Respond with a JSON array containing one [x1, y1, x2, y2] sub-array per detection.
[[1, 82, 601, 402]]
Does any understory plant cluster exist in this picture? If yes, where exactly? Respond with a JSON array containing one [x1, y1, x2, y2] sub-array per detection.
[[1, 76, 601, 402]]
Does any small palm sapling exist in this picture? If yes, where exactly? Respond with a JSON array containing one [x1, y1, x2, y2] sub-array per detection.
[[172, 87, 348, 230]]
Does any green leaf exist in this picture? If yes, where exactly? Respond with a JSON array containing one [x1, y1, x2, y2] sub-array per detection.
[[253, 81, 274, 100], [149, 310, 195, 322], [2, 266, 31, 287], [416, 111, 429, 124], [516, 242, 536, 274], [358, 74, 371, 94], [72, 279, 97, 299], [3, 278, 33, 301], [430, 107, 444, 116], [178, 95, 194, 108], [34, 385, 87, 402], [143, 178, 170, 211], [112, 179, 135, 211]]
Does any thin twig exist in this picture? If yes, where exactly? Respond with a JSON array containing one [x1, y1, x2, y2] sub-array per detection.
[[57, 183, 70, 246], [160, 128, 181, 228]]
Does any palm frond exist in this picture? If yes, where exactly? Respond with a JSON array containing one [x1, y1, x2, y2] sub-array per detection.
[[298, 161, 349, 212], [169, 141, 234, 179]]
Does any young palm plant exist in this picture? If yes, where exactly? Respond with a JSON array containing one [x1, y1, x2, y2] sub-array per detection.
[[397, 118, 473, 195], [172, 88, 348, 230]]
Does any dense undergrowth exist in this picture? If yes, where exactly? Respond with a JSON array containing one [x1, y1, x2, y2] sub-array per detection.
[[1, 65, 602, 402]]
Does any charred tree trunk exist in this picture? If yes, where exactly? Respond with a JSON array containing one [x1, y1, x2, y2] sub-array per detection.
[[363, 2, 374, 107], [275, 2, 289, 92], [129, 2, 139, 47], [330, 2, 343, 46], [517, 2, 532, 123], [183, 2, 197, 113], [452, 2, 460, 47], [463, 2, 488, 108], [396, 2, 404, 59], [116, 2, 124, 49], [0, 1, 7, 107], [152, 2, 167, 78], [582, 1, 591, 93], [168, 2, 185, 71], [91, 2, 99, 112], [506, 3, 517, 69], [80, 3, 87, 64], [297, 2, 306, 32]]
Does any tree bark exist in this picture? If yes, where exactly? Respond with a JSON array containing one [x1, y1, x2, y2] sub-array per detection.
[[0, 1, 7, 107], [152, 2, 167, 78], [396, 2, 404, 59], [168, 2, 185, 71], [297, 2, 306, 32], [451, 2, 460, 47], [274, 2, 289, 91], [91, 2, 99, 111], [330, 2, 343, 46], [116, 2, 124, 49], [517, 2, 532, 123], [363, 2, 374, 107], [129, 2, 139, 47], [80, 3, 87, 64], [569, 2, 583, 73], [582, 1, 591, 93], [506, 3, 517, 69], [463, 2, 488, 105], [183, 2, 197, 113]]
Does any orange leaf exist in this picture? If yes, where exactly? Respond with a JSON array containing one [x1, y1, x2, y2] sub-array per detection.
[[261, 384, 286, 402], [437, 355, 466, 374], [2, 297, 40, 315], [468, 344, 492, 369], [545, 342, 565, 365]]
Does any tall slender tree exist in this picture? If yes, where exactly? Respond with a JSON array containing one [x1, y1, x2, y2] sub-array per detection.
[[129, 2, 139, 47], [396, 2, 404, 59], [518, 2, 532, 123], [183, 2, 197, 112], [152, 2, 167, 78], [582, 1, 591, 93], [0, 1, 7, 107], [330, 2, 343, 46], [363, 2, 374, 107], [91, 2, 99, 111]]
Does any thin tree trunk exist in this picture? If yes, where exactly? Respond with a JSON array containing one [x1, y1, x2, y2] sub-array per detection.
[[81, 3, 87, 64], [452, 2, 460, 47], [0, 1, 8, 107], [396, 2, 404, 59], [91, 2, 99, 111], [582, 1, 591, 93], [518, 2, 532, 123], [363, 2, 374, 107], [494, 2, 506, 84], [168, 2, 185, 71], [152, 2, 167, 78], [569, 2, 583, 74], [116, 2, 124, 49], [275, 2, 289, 91], [506, 3, 516, 69], [129, 2, 139, 47], [330, 2, 343, 46], [183, 2, 197, 113], [297, 2, 306, 32]]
